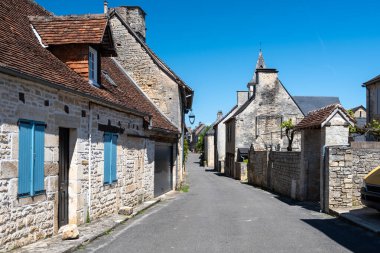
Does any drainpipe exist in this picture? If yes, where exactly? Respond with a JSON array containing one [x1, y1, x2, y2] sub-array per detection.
[[87, 102, 93, 220]]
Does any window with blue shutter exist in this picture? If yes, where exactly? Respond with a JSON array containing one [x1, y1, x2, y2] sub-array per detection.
[[104, 132, 118, 184], [18, 120, 45, 197]]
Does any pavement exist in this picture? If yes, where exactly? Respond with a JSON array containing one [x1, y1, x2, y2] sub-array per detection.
[[11, 198, 163, 253], [331, 206, 380, 234], [73, 153, 380, 253]]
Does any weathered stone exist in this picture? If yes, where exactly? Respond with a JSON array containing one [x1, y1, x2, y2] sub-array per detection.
[[0, 161, 17, 179], [118, 206, 133, 216], [59, 224, 79, 240]]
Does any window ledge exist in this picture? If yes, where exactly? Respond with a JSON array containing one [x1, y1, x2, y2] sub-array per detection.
[[14, 191, 47, 207]]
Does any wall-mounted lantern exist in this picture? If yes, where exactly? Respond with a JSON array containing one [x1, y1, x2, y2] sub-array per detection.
[[189, 110, 195, 125]]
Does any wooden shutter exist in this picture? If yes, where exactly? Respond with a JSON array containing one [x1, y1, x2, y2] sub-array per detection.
[[104, 133, 112, 184], [111, 134, 118, 182], [33, 123, 45, 194], [18, 121, 33, 196]]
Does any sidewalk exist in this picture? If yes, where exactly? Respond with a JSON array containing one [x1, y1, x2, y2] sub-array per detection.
[[331, 206, 380, 234], [12, 191, 179, 253]]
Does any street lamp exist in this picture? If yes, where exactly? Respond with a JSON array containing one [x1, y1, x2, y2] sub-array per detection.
[[189, 110, 195, 125]]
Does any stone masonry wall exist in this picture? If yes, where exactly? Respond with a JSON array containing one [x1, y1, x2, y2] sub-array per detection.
[[248, 149, 302, 199], [0, 73, 88, 251], [110, 15, 181, 129], [88, 104, 154, 221], [326, 143, 380, 209], [110, 14, 184, 189], [235, 72, 303, 157], [270, 151, 301, 199], [0, 73, 155, 251]]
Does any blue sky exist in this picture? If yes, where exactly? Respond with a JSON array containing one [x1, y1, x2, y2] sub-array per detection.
[[35, 0, 380, 126]]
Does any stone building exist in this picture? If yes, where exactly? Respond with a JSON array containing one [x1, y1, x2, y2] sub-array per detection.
[[107, 7, 194, 188], [296, 104, 354, 204], [224, 51, 340, 177], [363, 74, 380, 123], [213, 92, 248, 174], [204, 111, 223, 168], [189, 122, 206, 152], [0, 0, 193, 250]]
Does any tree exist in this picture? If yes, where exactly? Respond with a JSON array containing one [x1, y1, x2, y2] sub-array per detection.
[[281, 119, 298, 151], [350, 119, 380, 140]]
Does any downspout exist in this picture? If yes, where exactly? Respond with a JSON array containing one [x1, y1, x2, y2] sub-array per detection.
[[321, 145, 328, 213], [87, 102, 93, 221]]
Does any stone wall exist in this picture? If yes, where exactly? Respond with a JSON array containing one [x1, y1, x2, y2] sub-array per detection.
[[270, 151, 301, 199], [325, 143, 380, 210], [0, 73, 155, 251], [110, 15, 181, 130], [234, 162, 247, 182], [248, 149, 302, 199]]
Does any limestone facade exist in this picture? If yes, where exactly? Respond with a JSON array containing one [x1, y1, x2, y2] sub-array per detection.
[[0, 74, 157, 251], [109, 9, 193, 188], [225, 69, 303, 176]]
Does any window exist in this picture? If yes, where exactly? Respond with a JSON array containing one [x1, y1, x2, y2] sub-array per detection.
[[88, 46, 98, 86], [18, 120, 45, 197], [104, 132, 118, 184]]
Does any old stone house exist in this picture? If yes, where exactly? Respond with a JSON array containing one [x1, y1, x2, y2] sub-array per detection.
[[224, 51, 340, 177], [363, 74, 380, 123], [0, 0, 192, 250], [107, 6, 194, 188], [204, 111, 223, 168], [213, 91, 248, 173]]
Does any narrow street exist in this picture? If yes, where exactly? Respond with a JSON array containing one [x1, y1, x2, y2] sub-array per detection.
[[79, 153, 380, 253]]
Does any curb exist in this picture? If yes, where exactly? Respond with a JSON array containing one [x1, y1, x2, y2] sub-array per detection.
[[329, 209, 380, 235], [62, 198, 161, 253]]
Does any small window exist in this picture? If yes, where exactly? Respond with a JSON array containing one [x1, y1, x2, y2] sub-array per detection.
[[18, 120, 45, 197], [104, 132, 118, 184], [89, 46, 99, 87]]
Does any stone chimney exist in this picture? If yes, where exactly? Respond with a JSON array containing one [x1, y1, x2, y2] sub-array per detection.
[[115, 6, 147, 41], [104, 0, 108, 14], [217, 111, 223, 120], [237, 91, 249, 106]]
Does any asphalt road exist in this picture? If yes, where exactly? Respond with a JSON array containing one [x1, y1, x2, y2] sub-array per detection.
[[79, 153, 380, 253]]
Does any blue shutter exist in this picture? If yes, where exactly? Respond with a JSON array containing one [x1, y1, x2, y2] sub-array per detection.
[[33, 124, 45, 194], [104, 133, 111, 184], [111, 134, 118, 182], [18, 122, 32, 196]]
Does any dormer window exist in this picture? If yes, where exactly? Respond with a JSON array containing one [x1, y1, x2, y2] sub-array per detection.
[[89, 46, 99, 87]]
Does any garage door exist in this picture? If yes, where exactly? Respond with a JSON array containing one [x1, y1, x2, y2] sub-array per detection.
[[154, 143, 173, 197]]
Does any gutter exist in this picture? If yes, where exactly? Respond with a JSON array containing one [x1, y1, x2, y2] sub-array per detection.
[[0, 65, 149, 119]]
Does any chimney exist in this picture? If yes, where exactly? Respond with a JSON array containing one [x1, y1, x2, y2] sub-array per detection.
[[104, 0, 108, 14], [115, 6, 147, 41], [217, 111, 223, 120], [237, 91, 249, 106]]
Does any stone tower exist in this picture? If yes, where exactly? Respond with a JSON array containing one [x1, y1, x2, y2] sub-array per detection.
[[247, 50, 266, 98]]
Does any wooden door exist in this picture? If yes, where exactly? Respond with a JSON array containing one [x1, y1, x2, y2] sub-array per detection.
[[58, 128, 70, 228]]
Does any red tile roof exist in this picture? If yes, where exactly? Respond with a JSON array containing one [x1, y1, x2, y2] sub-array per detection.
[[0, 0, 178, 134], [29, 15, 108, 46], [296, 104, 353, 129]]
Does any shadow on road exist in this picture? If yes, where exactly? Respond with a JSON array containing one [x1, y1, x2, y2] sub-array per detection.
[[274, 195, 320, 212], [302, 218, 380, 253]]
